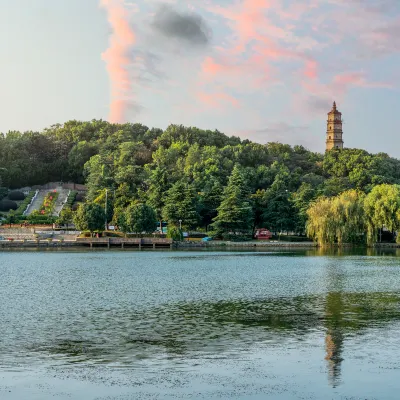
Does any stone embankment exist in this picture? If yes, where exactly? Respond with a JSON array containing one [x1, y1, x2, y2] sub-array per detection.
[[373, 243, 400, 248], [176, 241, 317, 248]]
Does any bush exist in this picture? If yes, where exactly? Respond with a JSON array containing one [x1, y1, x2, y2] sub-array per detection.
[[8, 191, 26, 201], [15, 191, 36, 215], [0, 200, 18, 211], [66, 191, 78, 207], [167, 226, 183, 241], [27, 214, 56, 225], [0, 187, 8, 201], [72, 203, 79, 211], [75, 193, 85, 202]]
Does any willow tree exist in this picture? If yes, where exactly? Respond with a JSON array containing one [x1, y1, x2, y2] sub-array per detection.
[[333, 190, 366, 245], [306, 190, 366, 246], [364, 184, 400, 245], [306, 197, 336, 246]]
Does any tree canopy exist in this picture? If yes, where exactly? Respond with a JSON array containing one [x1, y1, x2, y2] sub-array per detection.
[[2, 120, 400, 242]]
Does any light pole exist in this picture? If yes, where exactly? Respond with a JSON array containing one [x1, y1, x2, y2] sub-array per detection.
[[179, 219, 182, 230], [105, 189, 108, 231]]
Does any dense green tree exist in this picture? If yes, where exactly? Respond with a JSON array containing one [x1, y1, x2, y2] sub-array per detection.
[[112, 206, 129, 234], [147, 167, 170, 231], [2, 119, 400, 240], [73, 203, 105, 233], [162, 181, 198, 230], [364, 184, 400, 245], [56, 207, 73, 229], [291, 183, 318, 234], [199, 178, 223, 231], [306, 190, 366, 246], [125, 203, 157, 234], [212, 165, 254, 237]]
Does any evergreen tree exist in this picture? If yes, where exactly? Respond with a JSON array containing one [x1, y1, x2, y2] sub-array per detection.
[[212, 165, 253, 237], [199, 178, 223, 231], [147, 167, 169, 231], [125, 203, 157, 234], [162, 181, 198, 230]]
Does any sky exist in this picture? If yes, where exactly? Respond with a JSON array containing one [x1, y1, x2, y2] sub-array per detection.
[[0, 0, 399, 156]]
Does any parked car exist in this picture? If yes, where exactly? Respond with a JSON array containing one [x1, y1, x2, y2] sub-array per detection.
[[202, 236, 213, 242], [254, 228, 273, 240]]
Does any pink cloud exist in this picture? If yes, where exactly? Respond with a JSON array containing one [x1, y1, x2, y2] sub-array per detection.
[[197, 90, 240, 109], [100, 0, 136, 123]]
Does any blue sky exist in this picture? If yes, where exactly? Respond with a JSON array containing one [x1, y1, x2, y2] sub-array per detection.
[[0, 0, 399, 156]]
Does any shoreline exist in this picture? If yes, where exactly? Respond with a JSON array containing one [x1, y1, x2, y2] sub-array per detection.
[[1, 238, 399, 251]]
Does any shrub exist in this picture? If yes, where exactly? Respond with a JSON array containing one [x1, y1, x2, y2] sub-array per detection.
[[8, 191, 26, 201], [66, 191, 78, 207], [0, 187, 8, 201], [39, 191, 58, 215], [27, 214, 56, 225], [0, 200, 18, 211], [167, 226, 183, 241], [75, 193, 85, 202], [15, 191, 36, 215], [72, 203, 79, 211]]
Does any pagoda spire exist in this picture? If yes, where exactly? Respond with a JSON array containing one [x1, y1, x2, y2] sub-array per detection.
[[326, 102, 343, 151]]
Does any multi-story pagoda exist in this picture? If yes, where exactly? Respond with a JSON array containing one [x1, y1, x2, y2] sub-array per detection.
[[326, 102, 344, 151]]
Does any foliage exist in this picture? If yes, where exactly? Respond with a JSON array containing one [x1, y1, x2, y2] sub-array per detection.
[[27, 214, 57, 225], [306, 190, 366, 246], [93, 189, 114, 223], [0, 199, 18, 211], [73, 203, 105, 233], [15, 191, 36, 215], [162, 181, 198, 230], [124, 203, 157, 234], [40, 191, 59, 216], [212, 165, 254, 237], [66, 191, 78, 208], [8, 191, 25, 201], [166, 226, 183, 241], [2, 120, 400, 242], [364, 184, 400, 246], [57, 207, 73, 227], [5, 211, 18, 225], [0, 187, 8, 201]]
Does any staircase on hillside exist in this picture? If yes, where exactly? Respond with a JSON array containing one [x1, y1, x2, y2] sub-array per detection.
[[25, 190, 46, 216], [53, 188, 70, 216]]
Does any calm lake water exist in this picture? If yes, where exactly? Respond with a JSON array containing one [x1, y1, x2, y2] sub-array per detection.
[[1, 249, 400, 399]]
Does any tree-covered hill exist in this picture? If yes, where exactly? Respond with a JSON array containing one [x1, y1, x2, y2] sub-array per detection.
[[1, 120, 400, 235]]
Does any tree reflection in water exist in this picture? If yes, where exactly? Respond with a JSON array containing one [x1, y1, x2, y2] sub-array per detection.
[[28, 289, 400, 390]]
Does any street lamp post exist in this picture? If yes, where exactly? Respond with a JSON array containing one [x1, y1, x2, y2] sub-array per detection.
[[105, 189, 108, 231], [179, 219, 182, 230]]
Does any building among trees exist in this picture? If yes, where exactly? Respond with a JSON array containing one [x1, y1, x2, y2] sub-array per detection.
[[326, 102, 344, 151]]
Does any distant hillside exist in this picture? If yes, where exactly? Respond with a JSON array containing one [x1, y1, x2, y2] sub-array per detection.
[[1, 120, 400, 235]]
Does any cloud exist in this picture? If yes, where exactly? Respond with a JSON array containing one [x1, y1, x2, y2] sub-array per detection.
[[98, 0, 400, 136], [151, 4, 212, 47], [100, 0, 137, 123]]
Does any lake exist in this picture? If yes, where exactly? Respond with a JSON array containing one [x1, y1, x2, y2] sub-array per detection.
[[1, 249, 400, 399]]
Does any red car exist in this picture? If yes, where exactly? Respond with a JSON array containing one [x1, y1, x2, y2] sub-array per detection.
[[254, 228, 273, 240]]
